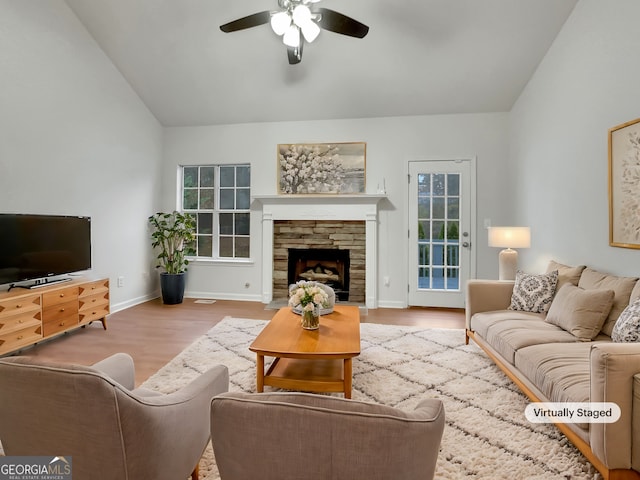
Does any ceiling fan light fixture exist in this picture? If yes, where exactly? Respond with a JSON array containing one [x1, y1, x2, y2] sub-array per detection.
[[301, 20, 320, 43], [283, 25, 301, 48], [270, 11, 292, 36], [292, 4, 312, 26], [220, 0, 369, 64]]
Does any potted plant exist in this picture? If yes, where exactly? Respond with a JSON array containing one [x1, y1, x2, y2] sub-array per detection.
[[148, 211, 196, 305]]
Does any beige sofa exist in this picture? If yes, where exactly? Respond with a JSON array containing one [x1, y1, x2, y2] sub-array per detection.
[[465, 262, 640, 480]]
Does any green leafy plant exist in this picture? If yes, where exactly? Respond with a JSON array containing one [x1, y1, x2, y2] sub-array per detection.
[[148, 211, 196, 274]]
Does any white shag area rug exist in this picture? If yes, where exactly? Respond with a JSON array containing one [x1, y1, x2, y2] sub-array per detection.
[[141, 317, 599, 480]]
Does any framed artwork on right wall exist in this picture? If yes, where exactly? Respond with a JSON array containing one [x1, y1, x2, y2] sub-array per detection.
[[609, 117, 640, 249]]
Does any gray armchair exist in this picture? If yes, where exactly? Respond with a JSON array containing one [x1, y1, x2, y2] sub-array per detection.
[[0, 353, 229, 480], [210, 392, 445, 480]]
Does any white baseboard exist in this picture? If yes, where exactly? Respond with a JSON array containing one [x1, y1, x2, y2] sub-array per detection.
[[111, 292, 158, 313], [185, 291, 263, 302], [115, 291, 397, 310], [376, 300, 407, 309]]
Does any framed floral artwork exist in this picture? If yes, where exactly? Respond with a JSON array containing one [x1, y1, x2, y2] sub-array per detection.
[[277, 142, 366, 194], [609, 118, 640, 249]]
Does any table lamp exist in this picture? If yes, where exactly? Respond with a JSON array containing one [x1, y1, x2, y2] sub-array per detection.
[[487, 227, 531, 281]]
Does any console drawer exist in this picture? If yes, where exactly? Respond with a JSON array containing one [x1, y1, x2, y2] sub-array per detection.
[[42, 286, 79, 307], [79, 292, 109, 312], [0, 295, 41, 320], [0, 324, 42, 355], [79, 280, 109, 298], [43, 299, 78, 324], [79, 307, 110, 325], [42, 315, 77, 337], [0, 310, 41, 336]]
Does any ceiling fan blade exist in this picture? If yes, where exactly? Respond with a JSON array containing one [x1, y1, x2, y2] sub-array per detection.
[[287, 40, 304, 65], [316, 8, 369, 38], [220, 11, 271, 33]]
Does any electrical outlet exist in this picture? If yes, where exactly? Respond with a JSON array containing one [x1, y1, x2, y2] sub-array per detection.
[[383, 276, 390, 286], [117, 276, 125, 287]]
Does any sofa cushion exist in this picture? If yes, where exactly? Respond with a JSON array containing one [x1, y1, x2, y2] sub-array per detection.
[[578, 268, 638, 336], [509, 270, 558, 314], [545, 284, 615, 341], [484, 318, 577, 365], [612, 298, 640, 342], [546, 260, 586, 293], [515, 342, 596, 430], [631, 280, 640, 304], [470, 310, 544, 338]]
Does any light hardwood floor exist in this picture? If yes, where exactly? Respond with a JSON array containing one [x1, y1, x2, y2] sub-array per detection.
[[12, 298, 465, 385]]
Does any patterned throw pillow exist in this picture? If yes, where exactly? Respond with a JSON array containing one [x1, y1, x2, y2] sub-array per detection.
[[509, 270, 559, 314], [611, 297, 640, 342]]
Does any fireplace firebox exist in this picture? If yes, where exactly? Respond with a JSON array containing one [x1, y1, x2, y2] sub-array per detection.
[[288, 248, 350, 301]]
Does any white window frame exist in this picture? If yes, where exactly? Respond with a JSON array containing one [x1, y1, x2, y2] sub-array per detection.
[[179, 164, 251, 262]]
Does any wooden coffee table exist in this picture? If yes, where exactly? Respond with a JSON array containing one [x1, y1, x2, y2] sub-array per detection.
[[249, 305, 361, 398]]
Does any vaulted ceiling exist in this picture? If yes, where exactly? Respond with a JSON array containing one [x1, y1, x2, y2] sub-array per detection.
[[64, 0, 577, 127]]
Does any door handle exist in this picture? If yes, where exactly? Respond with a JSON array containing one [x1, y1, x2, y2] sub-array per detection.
[[462, 241, 471, 248]]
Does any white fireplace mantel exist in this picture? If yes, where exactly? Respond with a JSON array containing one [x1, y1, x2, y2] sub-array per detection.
[[253, 194, 386, 308]]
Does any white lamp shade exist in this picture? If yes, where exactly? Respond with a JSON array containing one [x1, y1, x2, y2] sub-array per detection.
[[270, 12, 291, 36], [487, 227, 531, 249]]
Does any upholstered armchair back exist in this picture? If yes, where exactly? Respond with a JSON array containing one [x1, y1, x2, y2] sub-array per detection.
[[210, 392, 445, 480], [0, 358, 132, 477], [0, 355, 229, 480]]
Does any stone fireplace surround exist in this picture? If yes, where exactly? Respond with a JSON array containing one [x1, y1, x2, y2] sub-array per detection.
[[253, 195, 385, 308]]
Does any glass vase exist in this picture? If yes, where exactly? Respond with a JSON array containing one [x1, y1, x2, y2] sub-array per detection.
[[301, 305, 320, 330]]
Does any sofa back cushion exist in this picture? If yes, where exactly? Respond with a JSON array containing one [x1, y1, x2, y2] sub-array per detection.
[[578, 268, 638, 336], [545, 284, 615, 341], [631, 280, 640, 304], [546, 260, 586, 293]]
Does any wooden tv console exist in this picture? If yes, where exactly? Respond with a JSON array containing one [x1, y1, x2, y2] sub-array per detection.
[[0, 277, 109, 356]]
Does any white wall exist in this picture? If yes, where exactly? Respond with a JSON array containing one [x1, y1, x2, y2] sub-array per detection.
[[510, 0, 640, 277], [164, 113, 510, 307], [0, 0, 164, 309]]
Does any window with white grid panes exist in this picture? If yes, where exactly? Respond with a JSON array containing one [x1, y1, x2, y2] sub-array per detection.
[[181, 165, 250, 259], [417, 172, 460, 290]]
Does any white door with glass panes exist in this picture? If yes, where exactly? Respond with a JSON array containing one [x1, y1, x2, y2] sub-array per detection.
[[408, 160, 475, 308]]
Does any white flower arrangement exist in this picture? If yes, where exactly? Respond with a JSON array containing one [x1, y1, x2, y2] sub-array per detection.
[[288, 281, 329, 312]]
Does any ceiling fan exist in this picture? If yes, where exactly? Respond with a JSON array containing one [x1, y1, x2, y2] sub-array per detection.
[[219, 0, 369, 65]]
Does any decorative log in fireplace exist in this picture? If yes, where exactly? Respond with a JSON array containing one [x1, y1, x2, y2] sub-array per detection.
[[288, 248, 350, 301]]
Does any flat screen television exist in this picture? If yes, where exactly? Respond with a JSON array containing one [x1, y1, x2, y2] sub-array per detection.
[[0, 214, 91, 288]]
